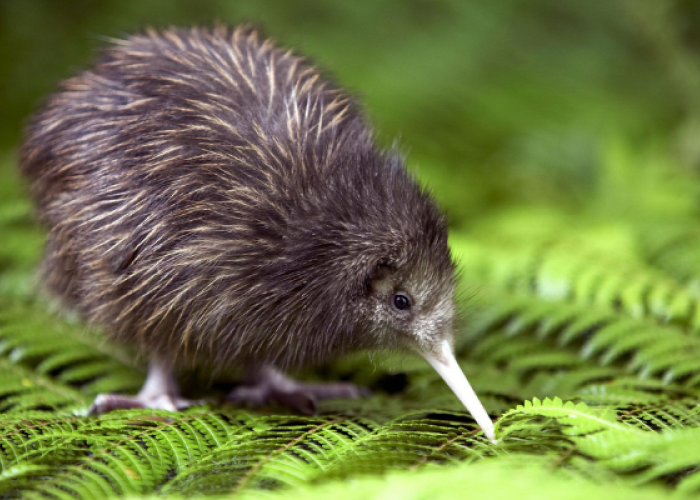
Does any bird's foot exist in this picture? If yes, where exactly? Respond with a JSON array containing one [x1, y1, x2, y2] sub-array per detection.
[[226, 366, 370, 415], [88, 393, 197, 415], [87, 359, 200, 415]]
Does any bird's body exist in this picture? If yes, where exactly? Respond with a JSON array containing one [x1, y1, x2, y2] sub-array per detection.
[[20, 26, 495, 441]]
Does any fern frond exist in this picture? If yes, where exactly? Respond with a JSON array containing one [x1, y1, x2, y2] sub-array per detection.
[[159, 415, 377, 495], [616, 398, 700, 430], [1, 410, 253, 499], [639, 223, 700, 289], [234, 454, 687, 500], [452, 233, 700, 331], [464, 289, 700, 390], [0, 298, 143, 413], [499, 397, 700, 491]]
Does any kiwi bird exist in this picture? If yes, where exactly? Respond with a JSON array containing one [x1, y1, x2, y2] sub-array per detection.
[[19, 26, 495, 441]]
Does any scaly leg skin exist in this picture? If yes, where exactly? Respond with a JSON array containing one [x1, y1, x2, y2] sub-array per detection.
[[226, 365, 371, 415], [88, 360, 198, 415]]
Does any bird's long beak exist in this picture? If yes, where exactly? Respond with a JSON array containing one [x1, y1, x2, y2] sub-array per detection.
[[423, 339, 496, 443]]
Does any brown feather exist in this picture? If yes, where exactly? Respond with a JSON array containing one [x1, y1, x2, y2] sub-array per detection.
[[19, 26, 456, 372]]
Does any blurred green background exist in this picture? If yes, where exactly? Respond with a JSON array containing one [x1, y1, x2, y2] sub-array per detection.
[[4, 0, 700, 228]]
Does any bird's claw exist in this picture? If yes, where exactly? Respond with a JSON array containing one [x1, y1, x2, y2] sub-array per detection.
[[87, 393, 201, 415], [226, 371, 370, 415]]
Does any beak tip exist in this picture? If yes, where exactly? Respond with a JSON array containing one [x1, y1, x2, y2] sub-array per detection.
[[424, 340, 497, 444], [483, 426, 497, 444]]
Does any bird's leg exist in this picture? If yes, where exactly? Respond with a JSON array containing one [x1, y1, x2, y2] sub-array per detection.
[[226, 365, 370, 415], [88, 359, 197, 415]]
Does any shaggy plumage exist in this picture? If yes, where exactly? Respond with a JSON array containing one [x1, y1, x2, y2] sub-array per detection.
[[20, 26, 456, 400]]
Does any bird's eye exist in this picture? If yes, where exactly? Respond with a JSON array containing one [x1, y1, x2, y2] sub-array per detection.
[[392, 293, 411, 311]]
